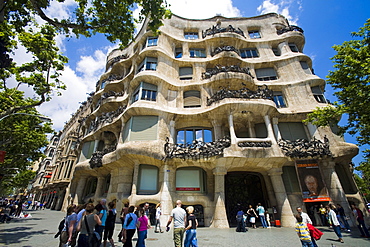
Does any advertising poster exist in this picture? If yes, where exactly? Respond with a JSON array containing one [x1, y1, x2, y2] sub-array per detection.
[[295, 160, 331, 202]]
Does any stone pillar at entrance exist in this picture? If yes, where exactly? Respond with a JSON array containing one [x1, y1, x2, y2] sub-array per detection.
[[94, 176, 106, 200], [268, 168, 295, 227], [73, 175, 88, 205], [210, 166, 229, 228], [160, 163, 174, 224], [321, 160, 355, 226]]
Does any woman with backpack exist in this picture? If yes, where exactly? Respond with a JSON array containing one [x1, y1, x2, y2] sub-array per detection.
[[103, 201, 117, 247], [76, 203, 102, 247]]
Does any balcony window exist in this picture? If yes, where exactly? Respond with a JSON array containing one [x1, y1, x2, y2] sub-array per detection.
[[176, 128, 212, 144], [190, 49, 206, 58], [132, 82, 157, 103], [79, 141, 95, 162], [184, 32, 199, 40], [137, 57, 157, 73], [272, 47, 281, 56], [138, 164, 158, 194], [248, 30, 261, 39], [176, 167, 206, 192], [179, 67, 193, 80], [289, 43, 299, 52], [255, 68, 278, 81], [278, 122, 308, 141], [311, 86, 327, 103], [282, 166, 301, 193], [240, 48, 259, 58], [175, 47, 183, 58], [183, 90, 201, 108], [300, 61, 312, 75], [146, 37, 158, 47], [273, 91, 287, 108], [122, 116, 158, 142]]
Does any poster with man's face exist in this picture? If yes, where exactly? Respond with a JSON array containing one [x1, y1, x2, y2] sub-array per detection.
[[295, 160, 331, 202]]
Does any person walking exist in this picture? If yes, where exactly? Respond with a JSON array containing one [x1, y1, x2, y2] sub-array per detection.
[[184, 206, 198, 247], [327, 204, 344, 243], [247, 205, 258, 229], [166, 200, 187, 247], [122, 205, 138, 247], [103, 201, 116, 247], [256, 203, 267, 228], [336, 204, 350, 232], [136, 207, 151, 247], [295, 214, 314, 247], [235, 207, 246, 232], [59, 204, 78, 247], [76, 203, 102, 247], [296, 207, 318, 247], [95, 199, 108, 246], [154, 203, 164, 233], [351, 204, 370, 238]]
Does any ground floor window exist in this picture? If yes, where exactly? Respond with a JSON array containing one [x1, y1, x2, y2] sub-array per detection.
[[138, 164, 159, 194], [176, 167, 206, 192]]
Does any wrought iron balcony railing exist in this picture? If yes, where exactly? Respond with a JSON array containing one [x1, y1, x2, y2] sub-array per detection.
[[277, 25, 304, 35], [278, 136, 331, 158], [202, 65, 253, 80], [202, 24, 245, 38]]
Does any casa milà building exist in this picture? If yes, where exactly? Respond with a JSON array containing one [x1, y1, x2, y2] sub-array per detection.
[[68, 13, 362, 227]]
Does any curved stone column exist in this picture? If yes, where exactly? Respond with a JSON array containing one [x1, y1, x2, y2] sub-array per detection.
[[94, 176, 106, 200], [73, 175, 88, 205], [268, 168, 295, 227], [210, 166, 229, 228], [160, 163, 174, 224]]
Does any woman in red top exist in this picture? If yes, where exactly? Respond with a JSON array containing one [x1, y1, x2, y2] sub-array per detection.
[[136, 208, 151, 247]]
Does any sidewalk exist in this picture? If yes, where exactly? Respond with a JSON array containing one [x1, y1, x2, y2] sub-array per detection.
[[0, 209, 369, 246]]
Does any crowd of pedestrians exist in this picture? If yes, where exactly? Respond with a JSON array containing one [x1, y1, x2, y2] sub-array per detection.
[[235, 203, 271, 232]]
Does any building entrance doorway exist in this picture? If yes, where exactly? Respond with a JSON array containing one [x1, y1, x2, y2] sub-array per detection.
[[225, 172, 267, 227]]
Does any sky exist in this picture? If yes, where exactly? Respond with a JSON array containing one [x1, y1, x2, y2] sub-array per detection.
[[24, 0, 369, 165]]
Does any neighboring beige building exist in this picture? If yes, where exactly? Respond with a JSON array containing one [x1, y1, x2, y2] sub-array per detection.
[[49, 13, 362, 227]]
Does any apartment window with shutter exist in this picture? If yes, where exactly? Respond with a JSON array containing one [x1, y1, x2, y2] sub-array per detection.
[[190, 49, 206, 58], [179, 67, 193, 80], [289, 43, 299, 52], [278, 122, 308, 141], [272, 47, 281, 56], [138, 164, 159, 194], [300, 61, 312, 74], [137, 57, 157, 73], [123, 116, 159, 142], [273, 91, 287, 108], [255, 68, 278, 81], [184, 90, 201, 108], [132, 82, 157, 103], [176, 167, 206, 192], [282, 166, 301, 193], [311, 86, 327, 103], [79, 141, 95, 161], [146, 37, 158, 47]]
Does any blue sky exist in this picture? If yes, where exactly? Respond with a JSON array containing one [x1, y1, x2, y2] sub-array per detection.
[[35, 0, 369, 165]]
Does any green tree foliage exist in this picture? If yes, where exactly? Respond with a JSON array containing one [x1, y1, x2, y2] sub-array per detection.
[[306, 19, 370, 147], [306, 19, 370, 199], [0, 0, 170, 118]]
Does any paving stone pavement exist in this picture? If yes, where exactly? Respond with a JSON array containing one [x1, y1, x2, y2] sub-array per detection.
[[1, 209, 370, 247]]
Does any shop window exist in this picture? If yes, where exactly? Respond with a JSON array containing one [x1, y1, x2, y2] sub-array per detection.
[[190, 49, 206, 58], [184, 32, 199, 40], [176, 128, 212, 144], [248, 30, 261, 39], [137, 57, 157, 73], [176, 167, 206, 192], [278, 122, 308, 141], [255, 68, 278, 81], [311, 86, 327, 103], [122, 116, 158, 142], [179, 67, 193, 80], [300, 61, 312, 74], [240, 48, 259, 58], [138, 164, 159, 194], [273, 91, 287, 108], [289, 43, 299, 52], [282, 166, 301, 193], [183, 90, 201, 108], [132, 82, 157, 103], [175, 47, 183, 58]]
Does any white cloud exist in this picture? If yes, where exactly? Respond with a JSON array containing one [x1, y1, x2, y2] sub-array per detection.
[[167, 0, 241, 19], [257, 0, 300, 25]]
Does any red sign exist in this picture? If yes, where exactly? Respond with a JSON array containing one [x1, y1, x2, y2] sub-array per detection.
[[0, 151, 6, 163], [176, 187, 200, 191]]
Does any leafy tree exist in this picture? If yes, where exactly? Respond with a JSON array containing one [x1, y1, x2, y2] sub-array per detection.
[[306, 19, 370, 147], [305, 19, 370, 201], [0, 0, 171, 119]]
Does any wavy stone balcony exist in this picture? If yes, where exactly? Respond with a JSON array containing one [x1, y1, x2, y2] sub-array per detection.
[[277, 25, 304, 35]]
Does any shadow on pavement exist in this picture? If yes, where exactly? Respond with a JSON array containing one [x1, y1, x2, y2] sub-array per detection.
[[0, 227, 48, 245]]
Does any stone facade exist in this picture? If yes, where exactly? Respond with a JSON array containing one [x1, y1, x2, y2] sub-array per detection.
[[45, 13, 363, 228]]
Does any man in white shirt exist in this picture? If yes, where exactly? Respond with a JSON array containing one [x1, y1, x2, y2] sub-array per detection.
[[166, 200, 186, 247], [296, 207, 312, 225]]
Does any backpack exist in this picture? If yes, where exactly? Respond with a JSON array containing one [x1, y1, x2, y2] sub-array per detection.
[[58, 218, 65, 232]]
